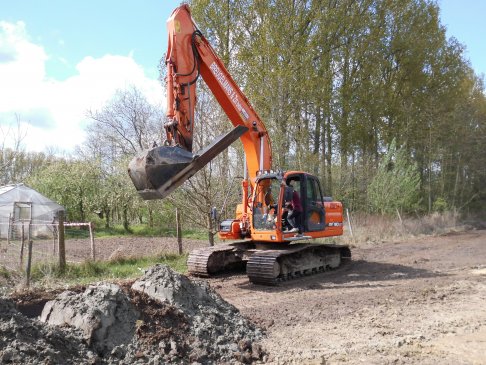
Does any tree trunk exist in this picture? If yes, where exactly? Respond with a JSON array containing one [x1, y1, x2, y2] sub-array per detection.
[[104, 207, 110, 228], [148, 207, 154, 228], [207, 213, 214, 247], [79, 194, 85, 222], [123, 206, 130, 232], [325, 115, 333, 196]]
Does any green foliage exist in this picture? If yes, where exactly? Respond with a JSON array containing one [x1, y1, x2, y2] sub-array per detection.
[[189, 0, 486, 214], [367, 140, 421, 214], [30, 253, 188, 285], [1, 148, 55, 185], [0, 265, 10, 279], [433, 197, 449, 213], [27, 159, 102, 222]]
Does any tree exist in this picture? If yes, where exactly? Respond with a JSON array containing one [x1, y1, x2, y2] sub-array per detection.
[[0, 114, 27, 184], [367, 139, 421, 215], [27, 159, 102, 222], [187, 0, 486, 214], [85, 85, 163, 161], [81, 85, 165, 230], [166, 83, 243, 245]]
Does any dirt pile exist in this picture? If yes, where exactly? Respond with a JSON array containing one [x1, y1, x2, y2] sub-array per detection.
[[1, 264, 264, 364], [40, 283, 138, 356], [0, 297, 96, 365], [131, 264, 264, 363]]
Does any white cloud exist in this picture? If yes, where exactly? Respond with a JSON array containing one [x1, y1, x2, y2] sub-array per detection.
[[0, 21, 164, 153]]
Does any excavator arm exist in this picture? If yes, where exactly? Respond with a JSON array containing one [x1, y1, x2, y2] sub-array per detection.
[[128, 5, 271, 201]]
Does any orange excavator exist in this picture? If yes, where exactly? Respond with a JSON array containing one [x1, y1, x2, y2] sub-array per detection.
[[128, 5, 350, 285]]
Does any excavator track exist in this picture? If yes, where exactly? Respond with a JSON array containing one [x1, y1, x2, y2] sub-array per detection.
[[187, 242, 254, 277], [187, 242, 351, 285], [247, 244, 351, 285]]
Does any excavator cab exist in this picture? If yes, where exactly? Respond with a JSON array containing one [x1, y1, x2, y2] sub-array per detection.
[[248, 171, 342, 242]]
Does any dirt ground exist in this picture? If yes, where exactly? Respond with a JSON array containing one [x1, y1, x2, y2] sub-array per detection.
[[208, 230, 486, 364], [4, 230, 486, 364], [64, 236, 208, 262]]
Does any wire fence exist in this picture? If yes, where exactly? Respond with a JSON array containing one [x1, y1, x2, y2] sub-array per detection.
[[0, 219, 95, 273]]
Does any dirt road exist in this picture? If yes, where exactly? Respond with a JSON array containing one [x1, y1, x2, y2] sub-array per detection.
[[209, 231, 486, 364]]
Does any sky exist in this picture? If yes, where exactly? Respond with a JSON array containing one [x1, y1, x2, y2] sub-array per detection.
[[439, 0, 486, 78], [0, 0, 485, 154]]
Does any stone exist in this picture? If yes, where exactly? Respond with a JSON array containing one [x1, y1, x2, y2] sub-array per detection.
[[40, 283, 138, 356]]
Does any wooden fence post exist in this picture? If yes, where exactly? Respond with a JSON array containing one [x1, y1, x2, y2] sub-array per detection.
[[89, 222, 95, 261], [52, 225, 57, 255], [25, 239, 33, 287], [176, 208, 182, 255], [58, 211, 66, 272], [19, 223, 25, 268], [346, 208, 354, 238], [7, 213, 11, 246]]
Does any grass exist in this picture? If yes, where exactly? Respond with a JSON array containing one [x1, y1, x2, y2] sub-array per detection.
[[29, 253, 188, 286], [0, 265, 10, 279], [337, 210, 461, 246], [65, 224, 208, 240], [24, 222, 207, 287]]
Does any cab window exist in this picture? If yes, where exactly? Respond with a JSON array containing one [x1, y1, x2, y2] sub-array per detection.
[[305, 177, 325, 231], [252, 178, 280, 231]]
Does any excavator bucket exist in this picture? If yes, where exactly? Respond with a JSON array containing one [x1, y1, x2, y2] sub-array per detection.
[[128, 125, 248, 200]]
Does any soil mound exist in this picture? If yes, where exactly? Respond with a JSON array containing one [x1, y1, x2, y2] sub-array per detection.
[[131, 264, 264, 363], [0, 297, 96, 364], [40, 283, 138, 356], [1, 265, 264, 364]]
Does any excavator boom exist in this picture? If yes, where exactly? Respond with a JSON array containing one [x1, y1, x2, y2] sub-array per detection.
[[128, 5, 271, 200]]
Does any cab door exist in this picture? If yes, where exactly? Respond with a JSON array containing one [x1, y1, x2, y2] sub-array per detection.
[[303, 175, 326, 232]]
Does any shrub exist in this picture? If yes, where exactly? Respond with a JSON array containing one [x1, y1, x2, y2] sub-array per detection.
[[367, 139, 421, 215]]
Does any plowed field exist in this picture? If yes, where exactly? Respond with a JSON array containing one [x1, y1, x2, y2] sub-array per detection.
[[210, 230, 486, 364]]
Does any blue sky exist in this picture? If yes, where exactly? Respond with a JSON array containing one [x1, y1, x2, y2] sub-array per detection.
[[439, 0, 486, 77], [1, 0, 182, 80], [0, 0, 484, 153]]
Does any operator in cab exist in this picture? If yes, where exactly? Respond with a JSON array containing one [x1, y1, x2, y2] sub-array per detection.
[[283, 180, 303, 234]]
